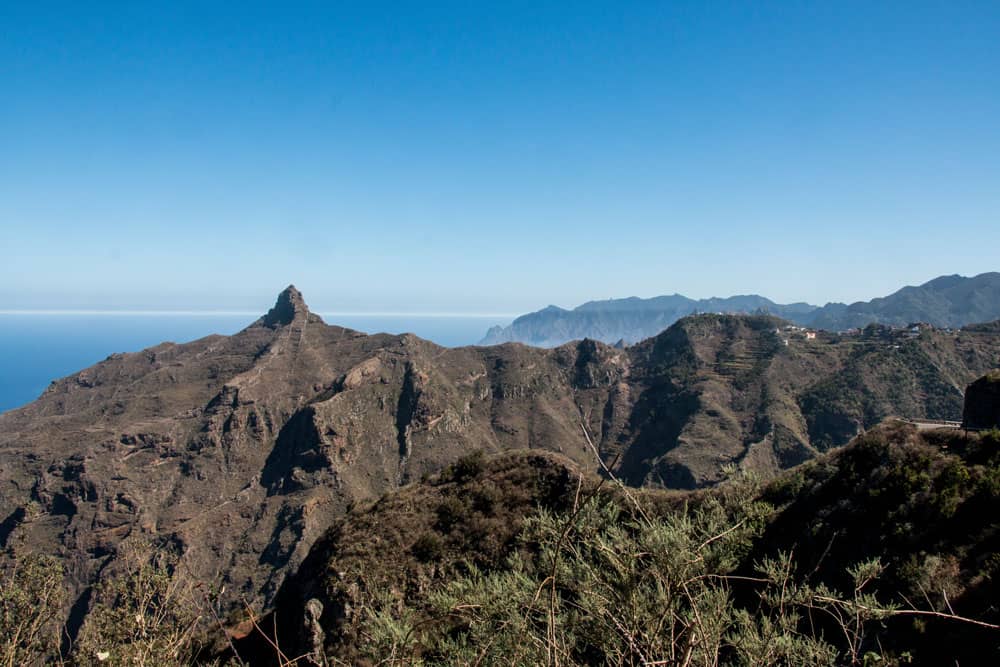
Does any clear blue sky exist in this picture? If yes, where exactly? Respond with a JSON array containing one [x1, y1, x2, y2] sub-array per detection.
[[2, 1, 998, 314]]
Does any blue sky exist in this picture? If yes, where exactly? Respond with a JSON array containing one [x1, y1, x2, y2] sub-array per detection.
[[2, 1, 998, 314]]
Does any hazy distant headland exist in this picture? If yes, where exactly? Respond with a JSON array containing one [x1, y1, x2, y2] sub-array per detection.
[[482, 272, 1000, 347]]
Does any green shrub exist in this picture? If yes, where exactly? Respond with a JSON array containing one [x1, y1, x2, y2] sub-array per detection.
[[0, 551, 65, 666], [73, 540, 203, 667], [444, 450, 486, 483], [410, 533, 445, 563], [433, 496, 467, 533], [348, 476, 886, 665]]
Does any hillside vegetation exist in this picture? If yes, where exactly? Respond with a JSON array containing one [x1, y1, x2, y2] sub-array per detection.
[[4, 424, 999, 664], [267, 423, 1000, 665]]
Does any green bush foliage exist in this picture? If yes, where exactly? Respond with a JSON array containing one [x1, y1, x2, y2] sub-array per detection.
[[346, 475, 926, 666], [72, 540, 204, 667], [0, 551, 66, 666]]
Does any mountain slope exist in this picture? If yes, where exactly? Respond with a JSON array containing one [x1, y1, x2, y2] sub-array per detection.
[[269, 423, 1000, 665], [0, 287, 620, 640], [481, 272, 1000, 347], [1, 287, 998, 644], [808, 271, 1000, 330]]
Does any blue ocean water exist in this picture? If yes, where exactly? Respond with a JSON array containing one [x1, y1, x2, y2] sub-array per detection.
[[0, 313, 508, 414]]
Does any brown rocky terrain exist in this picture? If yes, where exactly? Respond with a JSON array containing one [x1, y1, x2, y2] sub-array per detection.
[[1, 286, 998, 642]]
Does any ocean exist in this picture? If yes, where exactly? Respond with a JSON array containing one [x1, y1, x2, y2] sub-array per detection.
[[0, 313, 509, 414]]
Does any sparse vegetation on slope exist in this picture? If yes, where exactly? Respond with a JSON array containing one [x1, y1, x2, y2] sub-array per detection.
[[269, 425, 1000, 665]]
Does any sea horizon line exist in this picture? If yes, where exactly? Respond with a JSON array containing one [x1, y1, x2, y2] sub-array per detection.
[[0, 309, 519, 319]]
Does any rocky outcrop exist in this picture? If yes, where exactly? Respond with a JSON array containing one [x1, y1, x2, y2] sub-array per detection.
[[260, 285, 317, 328], [963, 372, 1000, 429]]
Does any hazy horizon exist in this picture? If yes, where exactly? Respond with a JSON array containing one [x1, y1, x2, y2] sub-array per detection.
[[1, 270, 997, 317], [0, 308, 519, 318]]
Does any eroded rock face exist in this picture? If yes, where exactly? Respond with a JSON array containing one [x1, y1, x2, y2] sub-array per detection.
[[963, 372, 1000, 429], [1, 289, 998, 642]]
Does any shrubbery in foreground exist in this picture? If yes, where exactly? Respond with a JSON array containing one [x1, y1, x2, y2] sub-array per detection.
[[352, 476, 938, 666], [3, 428, 999, 665]]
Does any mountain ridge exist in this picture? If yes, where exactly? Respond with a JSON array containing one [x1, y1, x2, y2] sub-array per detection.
[[481, 272, 1000, 347]]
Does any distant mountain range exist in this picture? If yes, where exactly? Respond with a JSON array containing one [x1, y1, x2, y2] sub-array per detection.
[[480, 272, 1000, 347]]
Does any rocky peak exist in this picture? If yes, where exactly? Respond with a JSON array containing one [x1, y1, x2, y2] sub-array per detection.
[[262, 285, 310, 328]]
